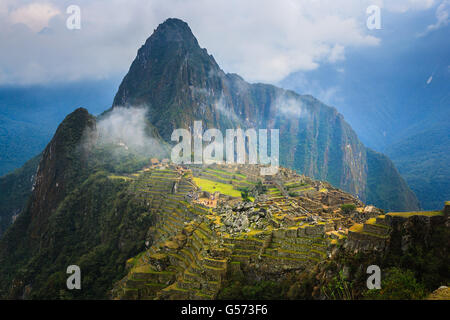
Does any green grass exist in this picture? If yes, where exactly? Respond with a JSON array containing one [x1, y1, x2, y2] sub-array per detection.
[[349, 224, 363, 233], [387, 211, 443, 218], [285, 182, 309, 189], [193, 177, 242, 198], [268, 187, 281, 195], [206, 168, 246, 179], [365, 218, 390, 229]]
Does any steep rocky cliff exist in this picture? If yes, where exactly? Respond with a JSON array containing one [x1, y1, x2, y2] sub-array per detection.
[[299, 205, 449, 300]]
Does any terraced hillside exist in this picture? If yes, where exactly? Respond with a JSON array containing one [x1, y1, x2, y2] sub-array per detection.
[[112, 164, 380, 300]]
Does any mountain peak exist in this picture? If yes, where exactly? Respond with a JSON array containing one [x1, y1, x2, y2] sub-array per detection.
[[155, 18, 194, 39], [141, 18, 201, 52], [112, 17, 220, 108]]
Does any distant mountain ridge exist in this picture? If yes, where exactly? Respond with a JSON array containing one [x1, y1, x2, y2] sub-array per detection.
[[385, 123, 450, 210], [0, 80, 119, 176], [111, 18, 419, 211]]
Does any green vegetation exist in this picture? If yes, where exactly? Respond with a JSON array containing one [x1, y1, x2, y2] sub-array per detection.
[[385, 125, 450, 211], [0, 155, 40, 236], [285, 182, 313, 195], [267, 187, 281, 196], [253, 180, 267, 194], [383, 225, 449, 292], [88, 145, 149, 174], [0, 109, 160, 299], [193, 177, 241, 198], [0, 171, 152, 299], [387, 211, 443, 218], [340, 204, 357, 214], [321, 271, 354, 300], [365, 149, 420, 212], [285, 182, 308, 188], [240, 188, 250, 202], [108, 175, 133, 181], [364, 268, 426, 300], [206, 168, 246, 179], [218, 278, 287, 300]]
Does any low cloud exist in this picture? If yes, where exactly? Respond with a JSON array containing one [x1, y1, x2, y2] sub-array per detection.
[[214, 95, 242, 124], [92, 106, 167, 158], [190, 86, 244, 125], [273, 94, 309, 119]]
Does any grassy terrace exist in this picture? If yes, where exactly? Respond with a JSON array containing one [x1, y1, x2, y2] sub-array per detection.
[[152, 169, 177, 173], [365, 217, 390, 229], [108, 175, 133, 181], [284, 181, 315, 194], [285, 182, 309, 188], [387, 211, 444, 218], [193, 177, 242, 198], [349, 222, 390, 239], [289, 186, 314, 192], [284, 181, 307, 187], [121, 167, 349, 299], [205, 168, 247, 179], [349, 223, 363, 233], [268, 187, 281, 195], [200, 169, 255, 188]]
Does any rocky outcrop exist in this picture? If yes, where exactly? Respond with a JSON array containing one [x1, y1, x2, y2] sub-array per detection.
[[346, 207, 447, 254]]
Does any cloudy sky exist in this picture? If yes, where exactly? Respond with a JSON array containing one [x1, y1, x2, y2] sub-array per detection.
[[0, 0, 448, 85]]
